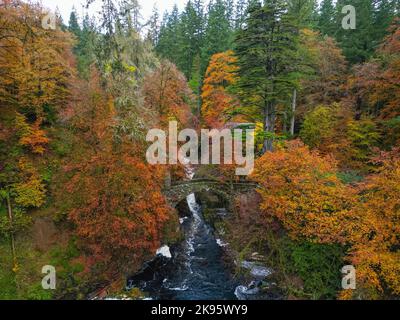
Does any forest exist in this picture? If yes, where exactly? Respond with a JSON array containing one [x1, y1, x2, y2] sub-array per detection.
[[0, 0, 400, 301]]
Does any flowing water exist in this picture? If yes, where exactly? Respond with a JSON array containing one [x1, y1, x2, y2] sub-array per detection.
[[128, 193, 238, 300]]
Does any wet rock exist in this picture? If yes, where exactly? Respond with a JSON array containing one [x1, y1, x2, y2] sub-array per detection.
[[240, 260, 273, 280], [216, 238, 229, 247], [156, 245, 172, 259], [176, 199, 191, 218], [235, 285, 260, 300], [235, 280, 283, 300], [250, 266, 273, 279], [127, 255, 173, 290]]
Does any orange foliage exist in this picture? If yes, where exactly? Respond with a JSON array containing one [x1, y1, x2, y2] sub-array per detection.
[[201, 51, 240, 128], [299, 30, 347, 111], [68, 68, 116, 150], [142, 60, 194, 129], [65, 149, 174, 270], [374, 19, 400, 120], [346, 19, 400, 121], [0, 0, 74, 116], [59, 67, 177, 277], [15, 113, 49, 154], [252, 140, 400, 298], [341, 149, 400, 299], [251, 140, 356, 244]]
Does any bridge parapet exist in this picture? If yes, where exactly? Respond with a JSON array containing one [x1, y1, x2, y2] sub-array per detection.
[[164, 179, 258, 207]]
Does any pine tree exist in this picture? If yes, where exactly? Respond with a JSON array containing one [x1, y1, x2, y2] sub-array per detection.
[[146, 5, 160, 45], [335, 0, 375, 64], [225, 0, 236, 27], [318, 0, 336, 36], [177, 0, 205, 79], [288, 0, 317, 28], [76, 13, 97, 78], [234, 0, 248, 29], [156, 6, 181, 66], [373, 0, 399, 44], [287, 0, 317, 135], [120, 0, 142, 32], [68, 6, 81, 36], [234, 0, 298, 152], [201, 0, 233, 76]]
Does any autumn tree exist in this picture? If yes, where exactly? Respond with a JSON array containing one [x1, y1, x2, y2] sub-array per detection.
[[341, 149, 400, 299], [252, 141, 400, 299], [300, 103, 380, 171], [251, 140, 356, 243], [345, 19, 400, 149], [0, 1, 73, 277], [201, 51, 239, 128], [299, 29, 347, 110], [142, 60, 194, 128], [59, 68, 178, 278], [65, 149, 175, 276], [0, 1, 74, 117]]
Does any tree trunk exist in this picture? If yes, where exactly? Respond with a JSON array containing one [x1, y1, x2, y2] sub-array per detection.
[[263, 102, 275, 153], [6, 193, 17, 272], [290, 88, 297, 136]]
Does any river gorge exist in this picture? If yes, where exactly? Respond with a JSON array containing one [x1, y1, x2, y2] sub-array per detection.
[[127, 187, 282, 301]]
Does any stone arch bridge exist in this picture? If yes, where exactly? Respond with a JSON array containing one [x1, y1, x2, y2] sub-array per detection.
[[164, 179, 259, 207]]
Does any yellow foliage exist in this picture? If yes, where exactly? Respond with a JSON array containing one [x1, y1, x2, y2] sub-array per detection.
[[12, 158, 46, 208], [15, 113, 49, 154]]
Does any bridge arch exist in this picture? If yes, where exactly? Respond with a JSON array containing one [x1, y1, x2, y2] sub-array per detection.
[[164, 179, 258, 208]]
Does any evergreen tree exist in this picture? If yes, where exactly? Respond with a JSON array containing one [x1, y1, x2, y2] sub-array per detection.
[[68, 6, 81, 36], [225, 0, 236, 27], [201, 0, 234, 76], [234, 0, 249, 29], [76, 13, 97, 78], [234, 0, 298, 152], [156, 6, 181, 66], [318, 0, 336, 36], [146, 5, 160, 45], [286, 0, 317, 135], [373, 0, 399, 44], [177, 0, 205, 79], [335, 0, 375, 64], [288, 0, 316, 28], [119, 0, 142, 32]]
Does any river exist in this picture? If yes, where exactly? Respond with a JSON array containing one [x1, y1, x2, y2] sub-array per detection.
[[127, 192, 238, 300]]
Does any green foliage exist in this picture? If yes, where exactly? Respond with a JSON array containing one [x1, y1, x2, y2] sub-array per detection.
[[49, 240, 86, 298], [0, 251, 17, 299], [346, 118, 380, 165], [337, 171, 363, 184], [201, 0, 234, 75], [300, 105, 337, 148], [286, 241, 345, 299], [68, 10, 97, 79], [264, 232, 345, 299], [26, 283, 54, 300], [333, 0, 398, 64], [317, 0, 336, 36], [0, 207, 31, 238], [234, 0, 299, 151]]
